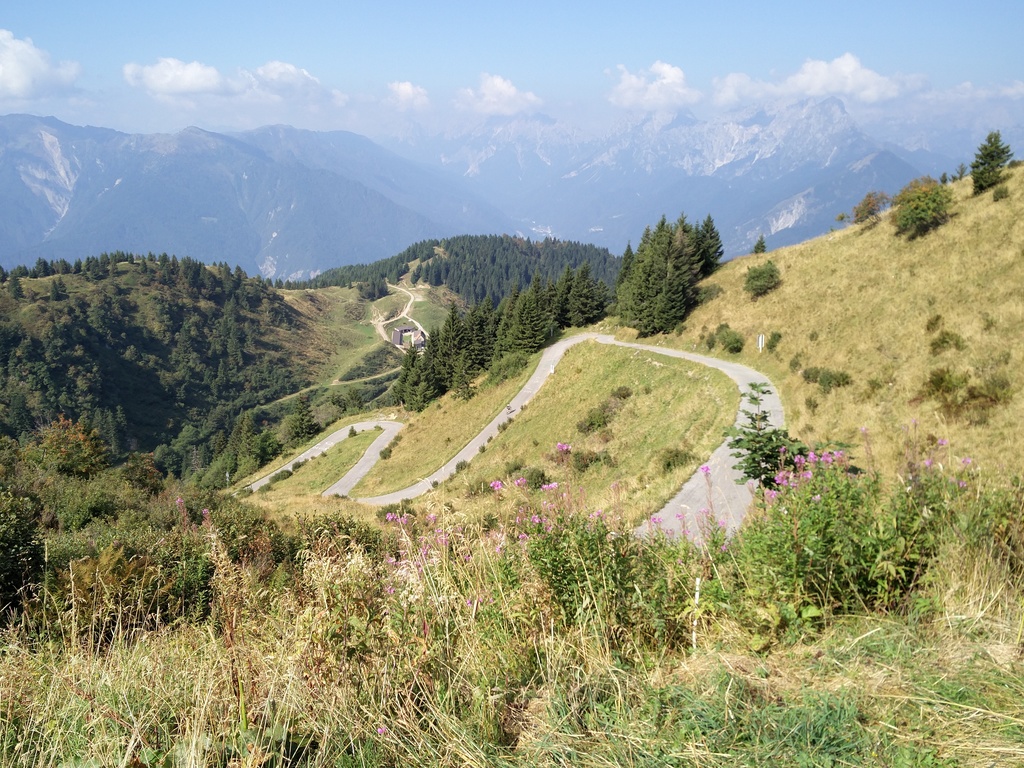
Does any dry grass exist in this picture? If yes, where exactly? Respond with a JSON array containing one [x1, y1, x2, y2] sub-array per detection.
[[664, 167, 1024, 477], [437, 340, 736, 524], [348, 363, 536, 496]]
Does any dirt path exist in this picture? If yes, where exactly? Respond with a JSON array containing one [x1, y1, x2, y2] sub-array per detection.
[[370, 283, 428, 345], [290, 334, 785, 536]]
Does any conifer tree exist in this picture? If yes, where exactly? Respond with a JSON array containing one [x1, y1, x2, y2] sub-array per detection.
[[567, 262, 605, 327], [971, 130, 1014, 195], [752, 234, 767, 254], [695, 214, 724, 278], [435, 303, 468, 389]]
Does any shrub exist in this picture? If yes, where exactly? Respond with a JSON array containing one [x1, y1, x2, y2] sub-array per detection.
[[268, 469, 293, 484], [696, 283, 724, 305], [705, 323, 744, 353], [611, 386, 633, 401], [454, 460, 469, 474], [765, 331, 782, 353], [852, 191, 891, 224], [488, 352, 529, 385], [658, 447, 694, 473], [577, 403, 611, 434], [570, 449, 613, 473], [726, 384, 807, 488], [929, 329, 966, 355], [744, 261, 782, 299], [891, 177, 953, 238], [993, 184, 1010, 202], [0, 490, 42, 612], [523, 466, 549, 489], [802, 367, 853, 394]]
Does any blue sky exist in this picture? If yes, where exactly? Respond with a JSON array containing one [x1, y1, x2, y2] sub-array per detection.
[[2, 1, 1022, 139]]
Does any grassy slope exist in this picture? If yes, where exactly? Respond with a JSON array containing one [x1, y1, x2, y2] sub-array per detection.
[[445, 341, 736, 523], [668, 167, 1024, 477], [7, 178, 1023, 766]]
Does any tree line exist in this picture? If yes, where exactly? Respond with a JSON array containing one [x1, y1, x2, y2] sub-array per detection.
[[392, 263, 609, 411], [615, 213, 724, 336]]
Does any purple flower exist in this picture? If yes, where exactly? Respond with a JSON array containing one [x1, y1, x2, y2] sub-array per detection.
[[938, 438, 948, 447], [514, 477, 527, 487], [556, 442, 571, 453], [700, 465, 711, 476], [490, 479, 504, 491], [541, 482, 558, 491], [961, 457, 972, 466]]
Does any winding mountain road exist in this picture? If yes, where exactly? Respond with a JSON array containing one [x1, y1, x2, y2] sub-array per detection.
[[247, 334, 784, 538]]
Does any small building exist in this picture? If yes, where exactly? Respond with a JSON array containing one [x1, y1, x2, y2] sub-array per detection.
[[391, 325, 416, 346]]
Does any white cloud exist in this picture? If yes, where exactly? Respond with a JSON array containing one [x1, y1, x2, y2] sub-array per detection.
[[0, 29, 80, 99], [254, 61, 321, 95], [714, 53, 904, 106], [1001, 80, 1024, 99], [456, 73, 541, 115], [388, 80, 429, 110], [123, 58, 229, 96], [608, 61, 702, 111]]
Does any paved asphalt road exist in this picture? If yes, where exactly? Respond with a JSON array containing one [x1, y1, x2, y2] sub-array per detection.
[[248, 334, 785, 537]]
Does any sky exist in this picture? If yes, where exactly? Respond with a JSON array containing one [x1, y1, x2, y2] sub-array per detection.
[[1, 1, 1022, 142]]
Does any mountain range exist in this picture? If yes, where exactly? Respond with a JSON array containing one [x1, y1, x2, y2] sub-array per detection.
[[0, 99, 968, 278]]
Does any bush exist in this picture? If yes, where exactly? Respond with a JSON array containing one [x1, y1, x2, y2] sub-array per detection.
[[696, 283, 724, 305], [766, 331, 782, 353], [523, 466, 549, 489], [0, 490, 42, 612], [802, 367, 853, 394], [658, 447, 694, 473], [570, 449, 614, 473], [929, 330, 966, 355], [726, 384, 807, 488], [704, 323, 744, 353], [891, 177, 953, 238], [993, 184, 1010, 202], [852, 191, 891, 224], [488, 352, 529, 385], [577, 403, 611, 434], [744, 261, 781, 299]]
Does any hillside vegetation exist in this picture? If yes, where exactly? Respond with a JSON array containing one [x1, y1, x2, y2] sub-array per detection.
[[1, 171, 1023, 766], [670, 166, 1024, 478]]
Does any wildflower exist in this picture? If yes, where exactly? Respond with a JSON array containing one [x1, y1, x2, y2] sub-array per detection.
[[490, 479, 504, 491], [377, 726, 388, 735], [514, 476, 527, 487], [700, 465, 711, 476], [961, 457, 972, 466], [650, 515, 663, 525], [938, 438, 948, 446], [556, 442, 571, 453], [923, 458, 933, 469], [541, 482, 558, 491]]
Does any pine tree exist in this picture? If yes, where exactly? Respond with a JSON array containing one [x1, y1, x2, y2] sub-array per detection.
[[7, 276, 23, 300], [752, 234, 767, 254], [971, 130, 1014, 195], [567, 263, 604, 327], [695, 214, 724, 278], [290, 393, 318, 442], [655, 222, 699, 332], [435, 303, 468, 389]]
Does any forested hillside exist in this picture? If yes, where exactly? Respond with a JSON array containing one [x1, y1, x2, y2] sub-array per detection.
[[302, 235, 618, 305], [0, 253, 305, 476]]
